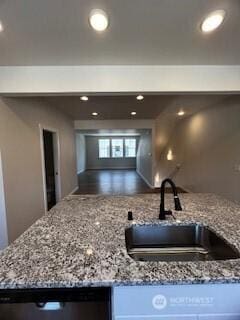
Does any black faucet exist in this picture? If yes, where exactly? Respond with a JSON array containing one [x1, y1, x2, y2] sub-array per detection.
[[159, 178, 182, 220]]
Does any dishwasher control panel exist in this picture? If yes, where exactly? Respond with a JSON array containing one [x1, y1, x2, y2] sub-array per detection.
[[113, 283, 240, 319]]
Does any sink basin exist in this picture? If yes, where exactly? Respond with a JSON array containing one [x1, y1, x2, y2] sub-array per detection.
[[125, 224, 240, 262]]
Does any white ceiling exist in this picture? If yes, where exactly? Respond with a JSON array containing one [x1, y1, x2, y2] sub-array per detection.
[[0, 0, 240, 66], [43, 94, 235, 120]]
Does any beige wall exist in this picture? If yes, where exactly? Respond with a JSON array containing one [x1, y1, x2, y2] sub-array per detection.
[[136, 131, 153, 187], [155, 96, 240, 203], [0, 97, 77, 243], [76, 133, 86, 173], [75, 119, 154, 130]]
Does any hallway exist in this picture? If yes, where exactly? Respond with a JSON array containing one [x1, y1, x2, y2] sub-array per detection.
[[74, 169, 155, 195]]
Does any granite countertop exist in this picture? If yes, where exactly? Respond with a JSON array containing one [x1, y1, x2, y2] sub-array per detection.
[[0, 193, 240, 289]]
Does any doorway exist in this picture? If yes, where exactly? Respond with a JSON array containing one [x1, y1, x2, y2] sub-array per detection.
[[75, 131, 155, 195], [0, 150, 8, 249], [40, 126, 61, 212]]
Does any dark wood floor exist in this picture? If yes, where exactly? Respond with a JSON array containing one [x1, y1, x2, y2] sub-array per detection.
[[74, 169, 186, 195], [74, 169, 156, 195]]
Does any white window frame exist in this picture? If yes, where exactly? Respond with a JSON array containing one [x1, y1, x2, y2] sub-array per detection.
[[124, 138, 137, 158], [98, 137, 137, 159], [111, 138, 124, 158], [98, 138, 111, 159]]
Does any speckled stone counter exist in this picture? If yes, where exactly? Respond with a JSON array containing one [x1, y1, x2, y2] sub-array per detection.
[[0, 193, 240, 289]]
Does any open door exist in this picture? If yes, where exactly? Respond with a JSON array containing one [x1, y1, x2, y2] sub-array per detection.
[[40, 126, 61, 212], [0, 150, 8, 249]]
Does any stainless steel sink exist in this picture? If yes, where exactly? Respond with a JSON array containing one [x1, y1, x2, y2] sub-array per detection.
[[125, 224, 240, 262]]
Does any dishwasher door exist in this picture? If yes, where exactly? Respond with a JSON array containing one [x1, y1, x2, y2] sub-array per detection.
[[0, 287, 111, 320]]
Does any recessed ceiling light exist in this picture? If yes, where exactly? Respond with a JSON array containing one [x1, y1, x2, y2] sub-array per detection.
[[0, 21, 4, 32], [177, 110, 185, 116], [89, 9, 109, 32], [92, 112, 98, 116], [136, 95, 144, 101], [131, 111, 137, 115], [201, 10, 226, 33], [80, 96, 88, 101]]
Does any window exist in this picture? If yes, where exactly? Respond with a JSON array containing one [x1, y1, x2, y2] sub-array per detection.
[[125, 139, 136, 157], [98, 138, 137, 158], [111, 139, 123, 158], [99, 139, 110, 158]]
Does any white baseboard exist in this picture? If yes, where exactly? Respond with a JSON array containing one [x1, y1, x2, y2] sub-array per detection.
[[136, 170, 154, 189], [86, 167, 136, 170], [77, 169, 85, 174], [69, 186, 79, 195]]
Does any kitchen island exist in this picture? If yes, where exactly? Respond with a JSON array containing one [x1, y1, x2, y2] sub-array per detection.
[[0, 193, 240, 289]]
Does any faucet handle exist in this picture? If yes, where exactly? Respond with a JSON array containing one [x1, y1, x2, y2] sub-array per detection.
[[174, 196, 182, 211]]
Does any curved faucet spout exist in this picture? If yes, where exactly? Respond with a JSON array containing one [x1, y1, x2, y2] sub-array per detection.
[[159, 178, 182, 220]]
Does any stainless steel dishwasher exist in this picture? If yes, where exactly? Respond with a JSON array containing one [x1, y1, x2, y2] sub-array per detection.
[[0, 287, 111, 320]]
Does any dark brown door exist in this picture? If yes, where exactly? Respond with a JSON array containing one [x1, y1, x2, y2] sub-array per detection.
[[43, 130, 56, 210], [0, 288, 110, 320], [0, 301, 109, 320]]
